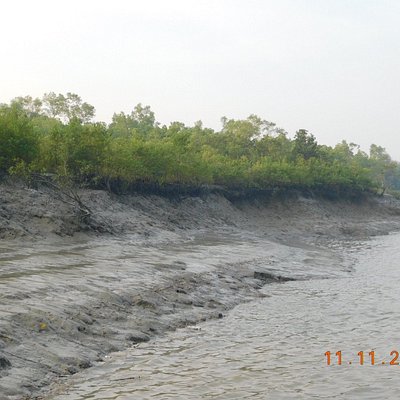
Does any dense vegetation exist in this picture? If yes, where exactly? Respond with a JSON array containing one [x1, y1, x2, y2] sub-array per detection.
[[1, 93, 398, 197]]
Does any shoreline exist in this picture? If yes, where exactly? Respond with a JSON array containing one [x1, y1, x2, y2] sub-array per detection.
[[0, 184, 400, 399]]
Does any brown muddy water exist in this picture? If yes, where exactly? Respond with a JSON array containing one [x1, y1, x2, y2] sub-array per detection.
[[41, 233, 400, 400]]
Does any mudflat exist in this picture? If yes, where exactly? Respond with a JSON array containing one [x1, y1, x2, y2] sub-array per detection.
[[0, 183, 399, 399]]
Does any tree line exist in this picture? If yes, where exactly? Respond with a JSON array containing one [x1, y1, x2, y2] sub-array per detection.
[[0, 92, 398, 196]]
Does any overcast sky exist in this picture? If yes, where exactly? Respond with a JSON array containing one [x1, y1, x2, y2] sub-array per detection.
[[2, 0, 400, 159]]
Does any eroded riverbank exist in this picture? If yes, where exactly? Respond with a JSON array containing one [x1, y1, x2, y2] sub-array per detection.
[[0, 185, 400, 399]]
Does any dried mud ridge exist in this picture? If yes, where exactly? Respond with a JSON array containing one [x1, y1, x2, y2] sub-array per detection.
[[1, 183, 400, 399]]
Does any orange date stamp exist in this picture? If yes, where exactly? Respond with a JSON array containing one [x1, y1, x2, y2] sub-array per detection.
[[325, 350, 400, 366]]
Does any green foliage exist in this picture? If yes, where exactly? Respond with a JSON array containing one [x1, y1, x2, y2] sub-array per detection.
[[12, 92, 95, 123], [0, 92, 397, 195], [0, 103, 38, 172], [37, 120, 109, 181], [365, 144, 397, 194], [109, 104, 157, 138], [292, 129, 319, 160], [42, 92, 95, 123]]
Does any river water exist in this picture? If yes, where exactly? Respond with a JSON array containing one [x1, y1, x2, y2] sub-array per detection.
[[48, 233, 400, 400]]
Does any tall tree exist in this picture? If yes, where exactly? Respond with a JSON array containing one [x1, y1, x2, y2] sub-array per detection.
[[292, 129, 319, 160], [42, 92, 95, 123]]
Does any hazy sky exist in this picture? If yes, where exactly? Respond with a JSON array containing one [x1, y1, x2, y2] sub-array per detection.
[[2, 0, 400, 159]]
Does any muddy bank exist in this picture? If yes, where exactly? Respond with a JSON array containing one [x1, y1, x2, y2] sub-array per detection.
[[1, 182, 400, 241], [1, 183, 400, 399]]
